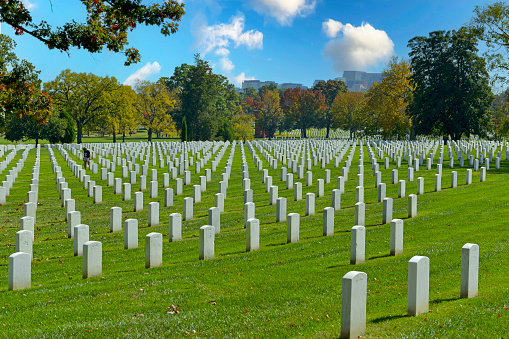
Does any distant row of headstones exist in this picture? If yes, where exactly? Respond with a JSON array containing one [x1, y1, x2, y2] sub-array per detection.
[[3, 137, 493, 315]]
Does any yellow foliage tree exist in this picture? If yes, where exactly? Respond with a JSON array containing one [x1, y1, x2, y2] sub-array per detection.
[[104, 84, 138, 142], [331, 92, 366, 138], [134, 80, 177, 141], [364, 58, 414, 138], [233, 111, 254, 141]]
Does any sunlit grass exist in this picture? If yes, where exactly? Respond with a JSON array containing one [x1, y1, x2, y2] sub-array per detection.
[[0, 141, 507, 338]]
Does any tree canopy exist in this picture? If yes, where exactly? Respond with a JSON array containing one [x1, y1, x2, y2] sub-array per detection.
[[282, 88, 327, 138], [407, 30, 494, 140], [330, 92, 366, 139], [364, 58, 413, 139], [313, 79, 349, 138], [0, 0, 185, 66], [134, 79, 177, 142], [468, 2, 509, 84], [44, 69, 119, 143], [165, 55, 239, 141]]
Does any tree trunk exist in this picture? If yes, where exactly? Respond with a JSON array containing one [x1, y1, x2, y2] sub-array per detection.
[[326, 124, 330, 139], [123, 131, 126, 143], [148, 128, 153, 142], [77, 124, 83, 144], [35, 137, 38, 147], [112, 129, 116, 143]]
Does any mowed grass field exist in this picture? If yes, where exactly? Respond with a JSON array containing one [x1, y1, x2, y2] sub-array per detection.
[[0, 139, 508, 338]]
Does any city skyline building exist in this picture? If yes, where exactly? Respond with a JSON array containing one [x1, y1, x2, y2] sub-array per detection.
[[241, 71, 383, 93]]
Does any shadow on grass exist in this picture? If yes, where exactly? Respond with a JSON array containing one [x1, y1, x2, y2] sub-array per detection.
[[325, 263, 352, 269], [265, 242, 287, 247], [431, 296, 460, 305], [371, 313, 407, 323], [369, 253, 391, 260]]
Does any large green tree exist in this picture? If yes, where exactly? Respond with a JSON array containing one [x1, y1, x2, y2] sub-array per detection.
[[312, 79, 348, 138], [165, 55, 239, 141], [407, 30, 494, 140], [4, 113, 65, 146], [0, 1, 185, 66], [44, 70, 119, 143], [244, 89, 283, 139], [468, 2, 509, 84], [282, 88, 326, 138]]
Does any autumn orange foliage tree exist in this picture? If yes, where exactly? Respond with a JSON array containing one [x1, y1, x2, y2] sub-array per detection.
[[0, 34, 51, 129]]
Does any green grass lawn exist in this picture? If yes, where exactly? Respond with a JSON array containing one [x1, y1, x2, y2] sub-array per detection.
[[0, 139, 508, 338]]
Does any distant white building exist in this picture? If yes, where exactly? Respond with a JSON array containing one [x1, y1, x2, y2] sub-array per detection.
[[242, 80, 276, 91], [342, 71, 383, 92], [313, 80, 326, 87], [279, 83, 306, 89]]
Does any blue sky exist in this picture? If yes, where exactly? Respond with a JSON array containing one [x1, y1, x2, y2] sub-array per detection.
[[3, 0, 484, 88]]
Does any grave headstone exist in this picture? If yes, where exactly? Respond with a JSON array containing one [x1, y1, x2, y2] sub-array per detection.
[[350, 226, 365, 264], [305, 193, 315, 216], [124, 219, 138, 249], [110, 207, 122, 232], [461, 243, 479, 299], [74, 224, 89, 257], [246, 218, 259, 252], [8, 252, 31, 290], [408, 255, 429, 316], [208, 207, 220, 233], [83, 241, 102, 279], [323, 207, 334, 236], [148, 202, 159, 226], [169, 213, 182, 242], [199, 225, 215, 260], [390, 219, 403, 256], [354, 202, 365, 226], [145, 233, 163, 268], [287, 213, 300, 243], [341, 271, 367, 339]]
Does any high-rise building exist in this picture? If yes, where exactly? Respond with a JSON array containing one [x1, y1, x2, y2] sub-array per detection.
[[342, 71, 383, 92], [242, 80, 276, 91], [279, 83, 306, 89], [313, 80, 326, 87]]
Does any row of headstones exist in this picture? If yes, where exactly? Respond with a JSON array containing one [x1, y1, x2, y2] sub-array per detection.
[[78, 140, 223, 166], [68, 140, 236, 209], [9, 201, 411, 291], [0, 145, 34, 205], [340, 243, 479, 339], [87, 139, 228, 173], [8, 230, 166, 290], [61, 140, 231, 197]]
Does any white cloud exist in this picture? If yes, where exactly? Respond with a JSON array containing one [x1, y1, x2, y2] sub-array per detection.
[[322, 19, 342, 38], [234, 72, 255, 87], [196, 13, 263, 57], [21, 0, 36, 10], [123, 61, 161, 87], [250, 0, 316, 26], [193, 13, 262, 86], [323, 21, 394, 72]]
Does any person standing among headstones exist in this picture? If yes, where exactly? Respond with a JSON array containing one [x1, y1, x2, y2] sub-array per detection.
[[83, 147, 91, 170]]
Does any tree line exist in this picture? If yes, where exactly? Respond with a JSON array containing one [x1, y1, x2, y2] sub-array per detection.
[[3, 2, 509, 142]]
